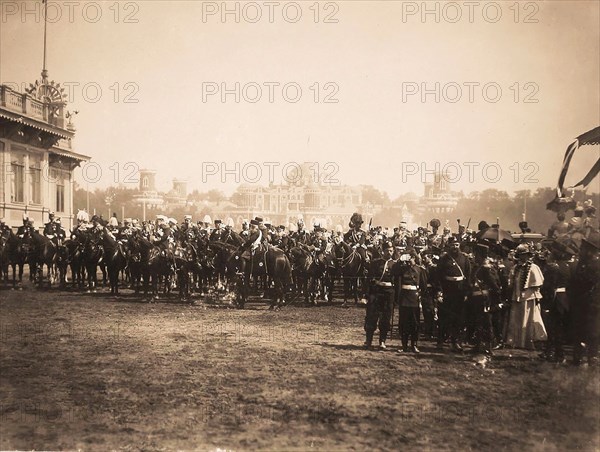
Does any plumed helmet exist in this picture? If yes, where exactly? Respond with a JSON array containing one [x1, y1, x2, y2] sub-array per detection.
[[429, 218, 441, 229], [349, 213, 363, 228], [203, 214, 212, 224], [77, 210, 89, 222]]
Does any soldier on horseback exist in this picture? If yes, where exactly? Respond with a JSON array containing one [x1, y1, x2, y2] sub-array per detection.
[[291, 219, 310, 245], [17, 215, 35, 239], [0, 218, 10, 238], [309, 224, 328, 266], [344, 212, 370, 263], [43, 212, 65, 246], [209, 220, 227, 242]]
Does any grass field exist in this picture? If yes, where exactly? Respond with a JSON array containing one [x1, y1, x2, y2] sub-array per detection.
[[1, 287, 599, 451]]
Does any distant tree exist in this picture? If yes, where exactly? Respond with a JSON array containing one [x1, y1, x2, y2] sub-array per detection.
[[207, 189, 226, 205], [361, 185, 390, 206]]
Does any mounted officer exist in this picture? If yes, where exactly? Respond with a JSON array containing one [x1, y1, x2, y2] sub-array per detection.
[[117, 218, 134, 243], [239, 218, 264, 262], [0, 218, 11, 239], [210, 219, 226, 242], [17, 215, 35, 239], [240, 220, 250, 239], [344, 212, 370, 263], [291, 219, 310, 245], [43, 212, 62, 245], [309, 224, 328, 266], [107, 213, 119, 232]]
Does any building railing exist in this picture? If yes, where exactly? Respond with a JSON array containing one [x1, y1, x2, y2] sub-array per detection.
[[0, 85, 66, 128]]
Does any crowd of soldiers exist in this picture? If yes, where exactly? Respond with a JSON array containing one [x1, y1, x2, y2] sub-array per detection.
[[1, 200, 598, 366]]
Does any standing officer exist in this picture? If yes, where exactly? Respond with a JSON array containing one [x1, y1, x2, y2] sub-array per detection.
[[364, 241, 396, 350], [569, 230, 600, 366], [542, 239, 577, 363], [395, 248, 427, 353], [468, 244, 501, 355], [436, 236, 471, 351]]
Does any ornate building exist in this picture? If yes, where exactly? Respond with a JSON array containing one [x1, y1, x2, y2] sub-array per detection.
[[420, 171, 458, 216], [229, 163, 363, 229], [0, 72, 90, 229]]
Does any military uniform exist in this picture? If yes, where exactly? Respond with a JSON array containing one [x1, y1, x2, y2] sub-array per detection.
[[209, 224, 227, 242], [542, 249, 576, 362], [16, 221, 35, 239], [569, 232, 600, 365], [344, 227, 370, 265], [394, 253, 428, 352], [468, 247, 502, 354], [421, 254, 440, 339], [436, 241, 471, 350], [364, 244, 396, 349]]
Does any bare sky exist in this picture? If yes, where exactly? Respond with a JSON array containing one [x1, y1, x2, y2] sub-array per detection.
[[1, 0, 599, 197]]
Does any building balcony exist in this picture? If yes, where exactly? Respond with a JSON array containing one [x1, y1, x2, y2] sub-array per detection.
[[0, 84, 67, 129]]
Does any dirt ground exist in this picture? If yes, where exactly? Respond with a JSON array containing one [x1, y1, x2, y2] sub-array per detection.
[[1, 285, 598, 451]]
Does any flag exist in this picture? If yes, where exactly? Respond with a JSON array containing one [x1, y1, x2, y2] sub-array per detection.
[[555, 126, 600, 197]]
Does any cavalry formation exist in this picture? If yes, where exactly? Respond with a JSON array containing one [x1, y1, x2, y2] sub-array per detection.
[[1, 205, 599, 366]]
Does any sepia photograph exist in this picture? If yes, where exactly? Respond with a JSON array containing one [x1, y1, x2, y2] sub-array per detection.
[[0, 0, 599, 450]]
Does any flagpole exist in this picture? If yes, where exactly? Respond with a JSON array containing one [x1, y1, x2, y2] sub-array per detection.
[[42, 0, 48, 82]]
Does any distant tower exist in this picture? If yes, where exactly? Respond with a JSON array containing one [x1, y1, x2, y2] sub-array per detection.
[[173, 179, 187, 198], [421, 171, 457, 215], [139, 169, 157, 192]]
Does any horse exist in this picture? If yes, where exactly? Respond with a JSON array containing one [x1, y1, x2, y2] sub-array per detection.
[[332, 240, 368, 306], [100, 229, 128, 295], [5, 230, 31, 289], [228, 244, 292, 310], [29, 232, 57, 288], [289, 244, 337, 305], [81, 230, 105, 292], [0, 231, 11, 287], [54, 241, 70, 288], [172, 238, 201, 301], [129, 233, 175, 301], [65, 235, 86, 290]]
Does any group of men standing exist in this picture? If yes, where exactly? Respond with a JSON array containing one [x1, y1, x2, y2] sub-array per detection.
[[363, 208, 599, 367]]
